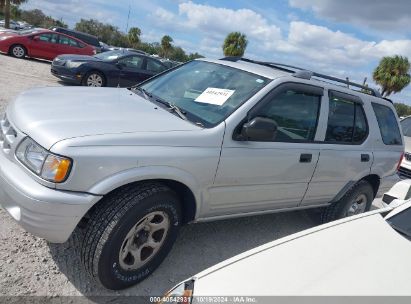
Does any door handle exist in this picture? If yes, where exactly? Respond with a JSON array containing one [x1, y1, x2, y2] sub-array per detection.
[[361, 154, 370, 162], [300, 153, 312, 163]]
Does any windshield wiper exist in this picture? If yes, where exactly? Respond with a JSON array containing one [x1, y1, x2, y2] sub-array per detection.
[[151, 95, 188, 121], [130, 87, 152, 100]]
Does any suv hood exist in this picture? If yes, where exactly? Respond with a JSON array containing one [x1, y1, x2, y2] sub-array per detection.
[[7, 87, 199, 149]]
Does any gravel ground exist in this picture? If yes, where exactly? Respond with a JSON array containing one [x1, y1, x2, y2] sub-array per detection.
[[0, 54, 383, 299]]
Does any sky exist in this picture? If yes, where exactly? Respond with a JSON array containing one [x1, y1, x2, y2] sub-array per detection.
[[21, 0, 411, 103]]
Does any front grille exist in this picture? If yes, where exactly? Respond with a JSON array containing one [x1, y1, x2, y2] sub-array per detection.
[[405, 153, 411, 162], [398, 166, 411, 179], [0, 114, 17, 154]]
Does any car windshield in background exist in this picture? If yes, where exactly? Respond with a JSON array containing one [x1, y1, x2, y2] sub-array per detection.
[[400, 117, 411, 137], [139, 60, 270, 127], [94, 50, 125, 61], [387, 204, 411, 239], [18, 29, 41, 35]]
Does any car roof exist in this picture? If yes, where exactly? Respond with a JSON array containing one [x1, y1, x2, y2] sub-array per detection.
[[199, 57, 390, 105]]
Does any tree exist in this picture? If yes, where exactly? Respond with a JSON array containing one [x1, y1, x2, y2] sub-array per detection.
[[128, 27, 141, 45], [2, 0, 26, 28], [222, 32, 248, 57], [75, 18, 129, 47], [20, 8, 67, 28], [394, 103, 411, 117], [160, 35, 173, 59], [373, 55, 411, 97]]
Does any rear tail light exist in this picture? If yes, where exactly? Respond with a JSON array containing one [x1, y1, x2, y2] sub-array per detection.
[[396, 152, 404, 172]]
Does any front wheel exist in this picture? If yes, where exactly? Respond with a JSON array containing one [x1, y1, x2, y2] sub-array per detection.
[[83, 71, 105, 87], [81, 183, 182, 290], [10, 44, 26, 58], [321, 180, 374, 223]]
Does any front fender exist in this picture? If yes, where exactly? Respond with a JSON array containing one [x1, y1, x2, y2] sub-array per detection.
[[88, 165, 202, 206]]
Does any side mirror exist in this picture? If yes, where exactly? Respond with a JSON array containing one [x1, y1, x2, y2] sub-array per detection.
[[240, 117, 278, 141], [33, 35, 40, 41]]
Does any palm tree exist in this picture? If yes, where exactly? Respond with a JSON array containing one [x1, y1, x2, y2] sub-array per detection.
[[2, 0, 27, 29], [222, 32, 248, 57], [373, 55, 411, 97], [161, 35, 173, 59], [128, 27, 141, 46]]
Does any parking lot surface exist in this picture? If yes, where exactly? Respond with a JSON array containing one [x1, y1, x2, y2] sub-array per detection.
[[0, 54, 381, 297]]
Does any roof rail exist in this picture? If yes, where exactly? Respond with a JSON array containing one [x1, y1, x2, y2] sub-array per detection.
[[220, 57, 382, 98]]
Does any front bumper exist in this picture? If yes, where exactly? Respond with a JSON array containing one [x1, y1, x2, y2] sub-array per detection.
[[50, 65, 83, 84], [0, 148, 101, 243]]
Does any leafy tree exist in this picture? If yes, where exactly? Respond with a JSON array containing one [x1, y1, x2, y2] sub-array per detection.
[[373, 55, 411, 97], [128, 27, 141, 45], [222, 32, 248, 57], [160, 35, 173, 58], [394, 103, 411, 118], [20, 9, 67, 28], [187, 52, 204, 61], [75, 18, 129, 47]]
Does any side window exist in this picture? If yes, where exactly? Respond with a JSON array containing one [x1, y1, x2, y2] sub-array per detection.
[[325, 92, 368, 143], [118, 56, 144, 69], [59, 36, 80, 47], [38, 34, 51, 42], [251, 88, 321, 142], [49, 34, 59, 44], [372, 103, 402, 145], [146, 59, 166, 73]]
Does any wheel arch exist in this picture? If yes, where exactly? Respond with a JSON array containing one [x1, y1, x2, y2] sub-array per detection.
[[330, 174, 381, 203]]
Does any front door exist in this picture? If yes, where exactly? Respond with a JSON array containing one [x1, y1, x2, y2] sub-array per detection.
[[208, 83, 324, 217], [29, 33, 59, 60]]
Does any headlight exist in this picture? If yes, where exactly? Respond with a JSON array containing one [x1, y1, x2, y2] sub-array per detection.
[[16, 137, 72, 183], [66, 61, 84, 68], [158, 279, 195, 304]]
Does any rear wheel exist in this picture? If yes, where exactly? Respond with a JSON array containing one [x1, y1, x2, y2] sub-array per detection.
[[83, 71, 105, 87], [81, 183, 181, 290], [321, 180, 374, 223], [10, 44, 26, 58]]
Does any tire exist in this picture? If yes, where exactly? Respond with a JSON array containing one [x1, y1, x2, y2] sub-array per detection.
[[321, 180, 374, 223], [83, 71, 106, 87], [9, 44, 26, 58], [81, 182, 182, 290]]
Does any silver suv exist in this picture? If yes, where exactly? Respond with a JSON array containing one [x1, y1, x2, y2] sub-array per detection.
[[0, 57, 404, 289]]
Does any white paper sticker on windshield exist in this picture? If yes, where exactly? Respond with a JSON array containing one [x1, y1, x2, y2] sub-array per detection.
[[195, 87, 235, 106]]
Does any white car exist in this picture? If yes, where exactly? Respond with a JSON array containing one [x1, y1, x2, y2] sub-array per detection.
[[164, 181, 411, 299]]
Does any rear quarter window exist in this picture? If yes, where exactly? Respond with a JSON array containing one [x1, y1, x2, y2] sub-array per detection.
[[372, 103, 402, 145]]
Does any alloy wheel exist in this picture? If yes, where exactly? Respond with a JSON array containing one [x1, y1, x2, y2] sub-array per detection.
[[346, 193, 367, 216], [118, 211, 170, 271], [12, 46, 25, 58], [86, 73, 103, 87]]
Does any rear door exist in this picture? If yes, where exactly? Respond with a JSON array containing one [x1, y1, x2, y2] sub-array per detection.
[[209, 83, 324, 217], [117, 55, 146, 87], [301, 90, 372, 206], [142, 58, 167, 80], [56, 34, 84, 56]]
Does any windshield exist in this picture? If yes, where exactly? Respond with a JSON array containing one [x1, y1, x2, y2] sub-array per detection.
[[19, 29, 41, 35], [139, 60, 269, 127], [94, 50, 125, 61], [400, 117, 411, 137]]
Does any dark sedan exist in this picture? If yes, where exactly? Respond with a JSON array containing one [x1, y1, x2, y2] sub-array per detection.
[[51, 50, 168, 87]]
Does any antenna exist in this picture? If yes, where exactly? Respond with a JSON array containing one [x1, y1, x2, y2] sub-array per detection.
[[125, 3, 131, 33]]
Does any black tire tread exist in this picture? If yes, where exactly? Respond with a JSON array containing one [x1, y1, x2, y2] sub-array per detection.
[[321, 180, 373, 223], [80, 182, 170, 285]]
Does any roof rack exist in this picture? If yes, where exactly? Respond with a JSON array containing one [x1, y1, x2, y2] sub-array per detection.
[[221, 57, 382, 98]]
